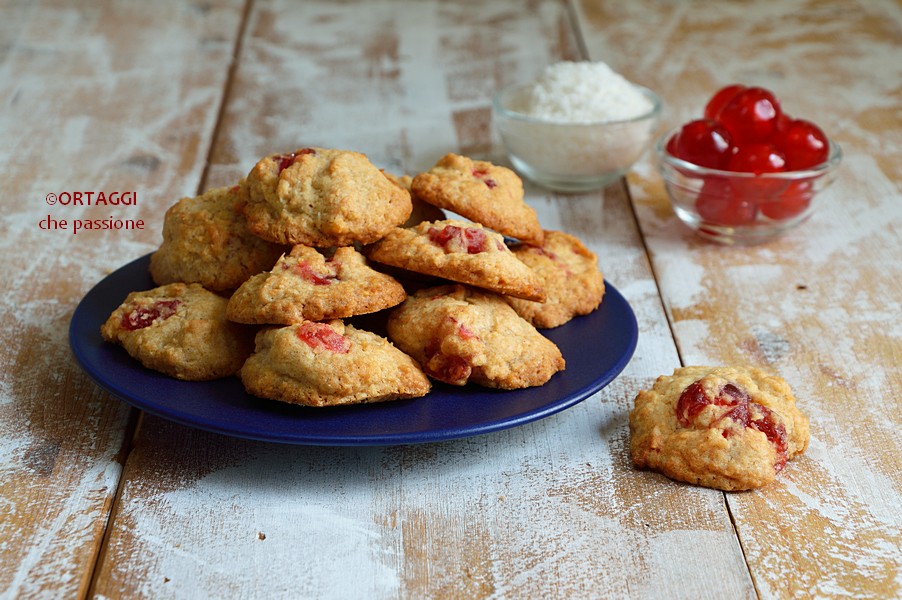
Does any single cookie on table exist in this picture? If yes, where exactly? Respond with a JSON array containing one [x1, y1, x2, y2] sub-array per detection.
[[226, 245, 407, 324], [629, 366, 810, 491], [365, 219, 545, 301], [240, 320, 431, 407], [411, 153, 543, 244], [100, 283, 254, 381], [242, 147, 412, 246], [504, 230, 605, 328], [383, 171, 446, 227], [386, 284, 565, 389], [149, 183, 287, 292]]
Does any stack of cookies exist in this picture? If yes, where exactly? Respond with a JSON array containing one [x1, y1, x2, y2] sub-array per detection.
[[101, 148, 606, 407]]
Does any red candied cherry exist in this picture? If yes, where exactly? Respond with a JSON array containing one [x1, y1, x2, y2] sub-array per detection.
[[427, 224, 490, 254], [275, 148, 316, 173], [750, 404, 789, 472], [675, 380, 713, 426], [425, 352, 471, 385], [717, 86, 783, 144], [423, 339, 472, 385], [284, 259, 339, 285], [676, 380, 750, 427], [727, 143, 786, 174], [275, 153, 297, 172], [695, 177, 758, 226], [121, 299, 181, 331], [775, 118, 829, 170], [676, 379, 789, 471], [726, 143, 789, 205], [760, 179, 815, 220], [296, 322, 350, 353], [703, 84, 746, 120], [668, 119, 734, 169]]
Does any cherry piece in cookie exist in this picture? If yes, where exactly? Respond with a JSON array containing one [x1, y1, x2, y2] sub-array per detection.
[[296, 321, 351, 354], [427, 224, 494, 254], [285, 259, 339, 285], [120, 299, 181, 331], [275, 148, 316, 173], [675, 378, 789, 472], [675, 380, 748, 427]]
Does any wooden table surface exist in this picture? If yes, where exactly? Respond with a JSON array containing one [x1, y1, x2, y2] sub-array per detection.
[[2, 1, 900, 598]]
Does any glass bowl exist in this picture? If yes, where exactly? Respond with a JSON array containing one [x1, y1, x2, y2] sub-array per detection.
[[655, 128, 843, 245], [492, 83, 662, 193]]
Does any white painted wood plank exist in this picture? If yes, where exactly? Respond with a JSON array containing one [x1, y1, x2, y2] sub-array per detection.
[[92, 1, 755, 598], [0, 0, 246, 597], [574, 0, 902, 597]]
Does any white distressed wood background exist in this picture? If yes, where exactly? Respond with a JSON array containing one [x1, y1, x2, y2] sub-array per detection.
[[1, 0, 899, 598]]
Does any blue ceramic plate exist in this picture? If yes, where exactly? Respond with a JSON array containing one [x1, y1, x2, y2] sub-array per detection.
[[69, 254, 637, 445]]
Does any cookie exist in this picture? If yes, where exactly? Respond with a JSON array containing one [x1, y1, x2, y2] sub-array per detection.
[[100, 283, 254, 381], [240, 320, 431, 407], [226, 245, 407, 324], [365, 219, 545, 301], [383, 171, 446, 227], [149, 184, 286, 291], [505, 230, 605, 328], [243, 147, 412, 246], [629, 366, 810, 491], [386, 284, 565, 389], [410, 153, 543, 244]]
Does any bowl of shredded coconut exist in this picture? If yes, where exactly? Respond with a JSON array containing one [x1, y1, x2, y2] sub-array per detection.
[[493, 61, 661, 192]]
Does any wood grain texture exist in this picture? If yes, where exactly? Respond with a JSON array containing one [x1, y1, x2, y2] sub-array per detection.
[[90, 0, 754, 598], [575, 0, 902, 597], [0, 0, 245, 597]]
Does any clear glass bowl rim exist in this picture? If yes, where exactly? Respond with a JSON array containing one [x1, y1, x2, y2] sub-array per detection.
[[492, 82, 663, 127], [655, 126, 843, 179]]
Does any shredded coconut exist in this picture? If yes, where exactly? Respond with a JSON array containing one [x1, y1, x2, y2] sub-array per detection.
[[494, 61, 659, 190], [523, 61, 653, 123]]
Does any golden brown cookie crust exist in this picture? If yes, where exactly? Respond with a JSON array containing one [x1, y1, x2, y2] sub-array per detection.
[[226, 245, 407, 324], [100, 283, 255, 381], [387, 284, 565, 389], [243, 147, 412, 246], [629, 366, 810, 491], [411, 153, 543, 244], [149, 184, 286, 291], [505, 230, 605, 328], [365, 219, 545, 301], [240, 320, 431, 407]]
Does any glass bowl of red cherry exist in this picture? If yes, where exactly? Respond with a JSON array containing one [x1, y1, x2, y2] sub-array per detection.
[[656, 84, 842, 245]]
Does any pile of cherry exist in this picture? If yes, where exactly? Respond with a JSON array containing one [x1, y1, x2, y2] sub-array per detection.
[[666, 85, 832, 224]]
